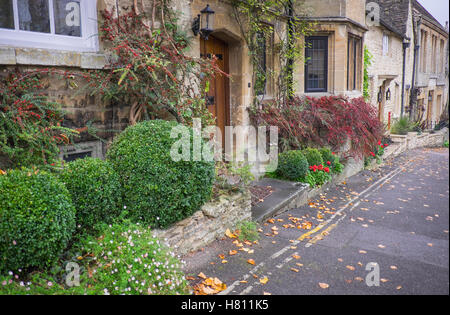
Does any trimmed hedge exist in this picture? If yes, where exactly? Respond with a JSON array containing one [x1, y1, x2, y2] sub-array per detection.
[[0, 169, 76, 273], [107, 120, 215, 229], [302, 148, 324, 167], [59, 158, 122, 234], [276, 150, 309, 180]]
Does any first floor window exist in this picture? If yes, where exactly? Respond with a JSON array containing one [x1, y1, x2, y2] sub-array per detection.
[[0, 0, 98, 52], [347, 34, 362, 91], [305, 36, 328, 93]]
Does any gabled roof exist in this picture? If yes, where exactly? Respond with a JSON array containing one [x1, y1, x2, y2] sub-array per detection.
[[371, 0, 411, 38], [412, 0, 448, 35]]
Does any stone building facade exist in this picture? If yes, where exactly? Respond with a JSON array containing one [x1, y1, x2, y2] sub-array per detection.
[[293, 0, 367, 98], [366, 0, 449, 129], [1, 0, 447, 161]]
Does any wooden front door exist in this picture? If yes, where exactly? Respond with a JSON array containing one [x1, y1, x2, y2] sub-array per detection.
[[200, 36, 230, 144]]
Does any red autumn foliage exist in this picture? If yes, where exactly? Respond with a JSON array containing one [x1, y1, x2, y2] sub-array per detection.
[[250, 95, 384, 158]]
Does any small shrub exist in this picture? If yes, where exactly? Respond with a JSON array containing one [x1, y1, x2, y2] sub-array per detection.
[[302, 148, 324, 167], [236, 221, 260, 242], [59, 158, 123, 234], [276, 150, 309, 180], [305, 168, 332, 187], [444, 140, 449, 148], [107, 120, 215, 229], [390, 117, 415, 135], [0, 169, 76, 273]]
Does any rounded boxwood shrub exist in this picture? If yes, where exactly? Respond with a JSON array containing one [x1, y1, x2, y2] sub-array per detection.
[[276, 150, 309, 180], [59, 157, 122, 234], [302, 148, 324, 167], [107, 120, 215, 229], [0, 169, 76, 273]]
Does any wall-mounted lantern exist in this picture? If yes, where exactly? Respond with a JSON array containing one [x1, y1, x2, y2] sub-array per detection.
[[386, 88, 391, 101], [192, 4, 215, 40], [377, 87, 383, 103], [428, 92, 433, 102]]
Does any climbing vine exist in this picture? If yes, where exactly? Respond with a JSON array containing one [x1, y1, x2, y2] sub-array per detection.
[[230, 0, 313, 104], [363, 46, 373, 102], [83, 1, 225, 127]]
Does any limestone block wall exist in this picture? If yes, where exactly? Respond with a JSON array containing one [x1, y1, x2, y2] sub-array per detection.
[[153, 191, 252, 255]]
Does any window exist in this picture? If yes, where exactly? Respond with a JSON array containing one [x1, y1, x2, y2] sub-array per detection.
[[305, 36, 328, 93], [0, 0, 98, 52], [382, 34, 389, 56], [347, 34, 362, 91], [255, 26, 274, 97]]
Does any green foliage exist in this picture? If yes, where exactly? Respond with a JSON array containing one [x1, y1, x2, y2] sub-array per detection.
[[107, 120, 215, 229], [85, 7, 220, 127], [0, 169, 75, 273], [0, 71, 78, 169], [231, 0, 313, 102], [276, 150, 309, 181], [0, 222, 189, 295], [215, 160, 255, 194], [305, 169, 332, 187], [319, 148, 335, 166], [363, 47, 373, 102], [333, 160, 344, 174], [302, 148, 324, 167], [58, 158, 123, 235], [390, 117, 417, 135], [236, 221, 260, 242], [444, 140, 449, 148]]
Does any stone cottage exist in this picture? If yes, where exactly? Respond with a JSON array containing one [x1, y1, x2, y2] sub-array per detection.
[[366, 0, 449, 129]]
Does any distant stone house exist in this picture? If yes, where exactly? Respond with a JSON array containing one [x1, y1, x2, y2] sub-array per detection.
[[366, 0, 449, 129], [294, 0, 368, 98]]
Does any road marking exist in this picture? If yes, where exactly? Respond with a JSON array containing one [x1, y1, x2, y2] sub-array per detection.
[[299, 165, 406, 246], [221, 161, 408, 295]]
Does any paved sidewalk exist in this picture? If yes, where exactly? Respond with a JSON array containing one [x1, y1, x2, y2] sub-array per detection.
[[182, 147, 449, 295]]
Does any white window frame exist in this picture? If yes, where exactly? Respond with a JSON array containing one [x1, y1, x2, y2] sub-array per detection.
[[0, 0, 98, 52]]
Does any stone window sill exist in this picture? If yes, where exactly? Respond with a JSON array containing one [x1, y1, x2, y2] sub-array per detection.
[[0, 47, 107, 69]]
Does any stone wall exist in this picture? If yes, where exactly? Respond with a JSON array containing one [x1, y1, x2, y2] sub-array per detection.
[[153, 191, 252, 255]]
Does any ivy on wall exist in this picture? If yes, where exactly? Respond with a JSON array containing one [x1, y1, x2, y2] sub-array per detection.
[[230, 0, 314, 104]]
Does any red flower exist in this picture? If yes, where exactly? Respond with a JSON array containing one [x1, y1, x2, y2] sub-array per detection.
[[378, 140, 382, 146], [318, 164, 323, 171], [327, 161, 331, 166], [384, 143, 389, 147], [324, 167, 330, 173], [309, 166, 314, 170], [332, 152, 336, 155]]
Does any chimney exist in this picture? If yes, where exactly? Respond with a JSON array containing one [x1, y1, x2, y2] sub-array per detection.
[[445, 21, 449, 32]]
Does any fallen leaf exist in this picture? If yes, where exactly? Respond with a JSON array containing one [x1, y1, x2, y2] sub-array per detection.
[[222, 260, 228, 264], [290, 268, 299, 273], [247, 259, 255, 265], [396, 285, 402, 290], [390, 265, 398, 270], [225, 229, 236, 239], [359, 250, 367, 254], [198, 272, 207, 279], [263, 292, 272, 295], [346, 265, 355, 271], [380, 278, 389, 283], [292, 254, 301, 260], [378, 244, 386, 249], [229, 250, 238, 256], [319, 282, 329, 289], [355, 277, 364, 282], [259, 277, 269, 284]]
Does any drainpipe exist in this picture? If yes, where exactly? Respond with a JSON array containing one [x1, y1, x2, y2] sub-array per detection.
[[410, 16, 422, 120], [401, 39, 410, 117], [286, 0, 294, 99]]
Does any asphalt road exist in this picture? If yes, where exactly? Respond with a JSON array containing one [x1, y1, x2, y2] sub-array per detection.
[[183, 147, 449, 295]]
